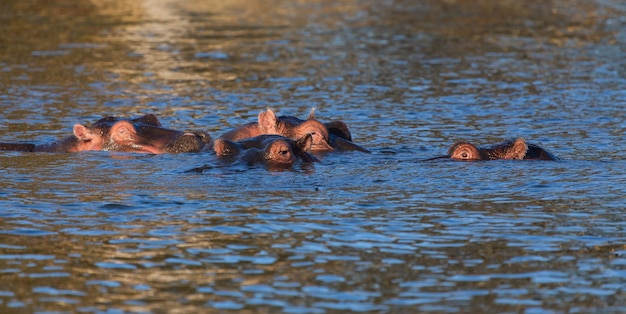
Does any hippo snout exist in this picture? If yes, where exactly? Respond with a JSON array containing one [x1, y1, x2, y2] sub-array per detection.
[[188, 132, 212, 145], [164, 132, 212, 153]]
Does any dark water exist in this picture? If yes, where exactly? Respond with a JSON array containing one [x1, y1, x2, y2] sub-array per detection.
[[1, 0, 626, 312]]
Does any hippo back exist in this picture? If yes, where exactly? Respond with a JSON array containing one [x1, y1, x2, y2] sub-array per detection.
[[524, 144, 558, 160]]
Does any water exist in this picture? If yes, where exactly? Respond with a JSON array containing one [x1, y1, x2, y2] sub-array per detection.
[[1, 0, 625, 312]]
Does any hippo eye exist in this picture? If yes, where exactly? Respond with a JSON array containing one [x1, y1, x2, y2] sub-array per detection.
[[280, 149, 289, 156], [461, 152, 468, 159]]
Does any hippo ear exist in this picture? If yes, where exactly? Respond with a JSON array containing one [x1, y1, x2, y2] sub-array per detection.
[[258, 109, 278, 133], [73, 124, 98, 141], [307, 107, 316, 120], [110, 120, 137, 145], [510, 138, 528, 159], [295, 133, 314, 152], [294, 134, 319, 162], [213, 139, 241, 157], [324, 121, 352, 141]]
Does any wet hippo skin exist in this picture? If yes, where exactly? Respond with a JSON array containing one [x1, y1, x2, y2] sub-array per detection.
[[213, 134, 319, 169], [220, 108, 370, 153], [0, 114, 212, 154], [429, 138, 558, 161]]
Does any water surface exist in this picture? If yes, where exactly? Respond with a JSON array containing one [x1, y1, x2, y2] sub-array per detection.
[[1, 0, 625, 312]]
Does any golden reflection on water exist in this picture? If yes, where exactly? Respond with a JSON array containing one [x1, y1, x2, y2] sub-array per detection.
[[2, 0, 612, 84]]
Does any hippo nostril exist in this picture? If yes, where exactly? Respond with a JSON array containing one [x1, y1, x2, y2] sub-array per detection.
[[197, 133, 210, 142], [183, 132, 211, 143]]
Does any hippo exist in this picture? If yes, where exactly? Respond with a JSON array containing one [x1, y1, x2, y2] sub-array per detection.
[[213, 134, 319, 169], [219, 108, 370, 153], [427, 138, 558, 161], [0, 114, 211, 154]]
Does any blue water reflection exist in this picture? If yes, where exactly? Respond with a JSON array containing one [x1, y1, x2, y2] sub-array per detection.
[[1, 0, 626, 312]]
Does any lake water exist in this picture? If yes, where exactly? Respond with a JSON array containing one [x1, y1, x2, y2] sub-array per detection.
[[1, 0, 625, 312]]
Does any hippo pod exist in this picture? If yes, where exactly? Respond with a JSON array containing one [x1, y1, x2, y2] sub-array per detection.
[[219, 108, 370, 153], [213, 134, 319, 169], [428, 138, 558, 161], [0, 114, 211, 154]]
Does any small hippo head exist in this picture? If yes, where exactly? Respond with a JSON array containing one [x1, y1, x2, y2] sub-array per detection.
[[259, 134, 319, 169], [444, 138, 527, 161], [426, 137, 557, 161], [260, 137, 299, 166]]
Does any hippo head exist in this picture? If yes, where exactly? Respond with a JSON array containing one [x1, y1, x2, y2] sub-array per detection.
[[258, 108, 369, 153], [257, 134, 319, 169], [426, 138, 549, 161], [442, 138, 528, 161], [72, 114, 211, 154], [214, 134, 318, 169]]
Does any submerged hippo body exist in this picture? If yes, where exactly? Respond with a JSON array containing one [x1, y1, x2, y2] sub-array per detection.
[[0, 114, 211, 154], [213, 134, 319, 169], [431, 138, 557, 161], [219, 109, 370, 153]]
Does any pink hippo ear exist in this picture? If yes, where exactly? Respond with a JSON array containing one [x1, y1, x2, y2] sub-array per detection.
[[295, 134, 320, 162], [109, 120, 137, 146], [72, 124, 106, 151], [295, 133, 314, 152], [510, 138, 529, 160], [307, 107, 316, 120], [258, 109, 278, 134], [73, 124, 98, 141]]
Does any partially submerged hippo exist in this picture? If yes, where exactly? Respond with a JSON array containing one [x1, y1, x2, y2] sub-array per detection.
[[213, 134, 319, 169], [428, 138, 558, 161], [0, 114, 211, 154], [220, 108, 370, 153]]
